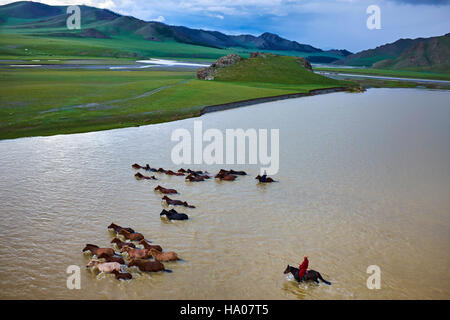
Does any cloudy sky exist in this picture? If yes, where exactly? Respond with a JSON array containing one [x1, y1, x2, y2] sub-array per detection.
[[1, 0, 449, 52]]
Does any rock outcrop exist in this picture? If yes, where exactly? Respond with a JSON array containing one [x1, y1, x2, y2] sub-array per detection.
[[295, 57, 313, 71], [197, 53, 242, 80]]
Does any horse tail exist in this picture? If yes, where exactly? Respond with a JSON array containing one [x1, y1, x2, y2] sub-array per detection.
[[318, 273, 331, 285]]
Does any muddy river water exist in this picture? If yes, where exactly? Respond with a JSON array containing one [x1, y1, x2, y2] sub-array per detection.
[[0, 88, 449, 299]]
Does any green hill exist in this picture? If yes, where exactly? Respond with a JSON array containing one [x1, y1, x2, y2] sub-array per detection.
[[209, 53, 341, 86]]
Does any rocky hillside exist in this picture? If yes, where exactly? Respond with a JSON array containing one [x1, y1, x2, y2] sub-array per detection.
[[335, 33, 450, 72], [372, 34, 450, 72]]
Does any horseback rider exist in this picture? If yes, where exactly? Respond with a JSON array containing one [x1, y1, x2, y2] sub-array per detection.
[[260, 170, 268, 182], [298, 255, 309, 281]]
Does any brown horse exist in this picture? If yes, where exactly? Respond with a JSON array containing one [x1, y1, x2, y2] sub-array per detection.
[[111, 270, 133, 280], [121, 246, 152, 259], [166, 170, 185, 176], [132, 163, 143, 169], [149, 248, 179, 262], [82, 244, 115, 257], [118, 229, 144, 241], [154, 185, 178, 194], [185, 174, 205, 182], [139, 239, 163, 252], [128, 258, 166, 272], [162, 195, 195, 208], [108, 223, 135, 234], [255, 175, 276, 183], [111, 238, 136, 249], [135, 172, 157, 180]]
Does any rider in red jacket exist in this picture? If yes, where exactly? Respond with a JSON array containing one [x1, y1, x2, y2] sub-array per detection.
[[298, 255, 309, 280]]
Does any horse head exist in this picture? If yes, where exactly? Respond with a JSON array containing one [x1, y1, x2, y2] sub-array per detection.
[[86, 259, 100, 268], [108, 223, 119, 230], [283, 265, 292, 274], [128, 259, 137, 267], [120, 246, 131, 253], [82, 244, 98, 252]]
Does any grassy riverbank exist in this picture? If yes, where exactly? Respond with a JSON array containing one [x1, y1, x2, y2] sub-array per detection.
[[315, 67, 450, 81], [0, 64, 350, 140]]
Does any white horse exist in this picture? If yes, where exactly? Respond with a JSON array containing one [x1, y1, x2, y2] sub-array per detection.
[[87, 260, 122, 273]]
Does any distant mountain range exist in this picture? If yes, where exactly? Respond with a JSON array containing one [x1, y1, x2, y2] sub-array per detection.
[[0, 1, 351, 59], [335, 33, 450, 72], [1, 1, 448, 72]]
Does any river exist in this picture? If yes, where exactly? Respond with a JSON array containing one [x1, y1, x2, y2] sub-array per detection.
[[0, 88, 449, 299]]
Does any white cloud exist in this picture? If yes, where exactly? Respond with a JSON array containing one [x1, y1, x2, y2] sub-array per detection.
[[153, 15, 165, 22]]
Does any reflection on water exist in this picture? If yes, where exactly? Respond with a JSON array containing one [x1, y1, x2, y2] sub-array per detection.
[[0, 88, 449, 299]]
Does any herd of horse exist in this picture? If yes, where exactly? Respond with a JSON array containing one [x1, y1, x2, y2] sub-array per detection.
[[133, 163, 277, 221], [84, 162, 330, 286], [83, 223, 179, 280]]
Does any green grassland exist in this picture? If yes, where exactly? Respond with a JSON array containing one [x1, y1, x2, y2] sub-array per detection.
[[0, 32, 342, 62], [315, 67, 450, 81], [0, 55, 350, 140], [0, 33, 230, 60]]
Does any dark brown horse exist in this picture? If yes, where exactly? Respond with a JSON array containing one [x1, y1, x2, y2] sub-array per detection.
[[283, 265, 331, 285], [255, 175, 276, 183], [135, 172, 157, 180], [111, 270, 133, 280], [128, 258, 166, 272], [98, 253, 125, 264], [154, 185, 178, 194], [108, 223, 135, 234], [183, 169, 208, 175], [132, 163, 143, 169], [162, 195, 195, 208], [219, 169, 247, 176], [143, 164, 157, 172], [185, 174, 206, 182], [160, 209, 189, 220], [82, 244, 115, 257], [118, 229, 144, 241]]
